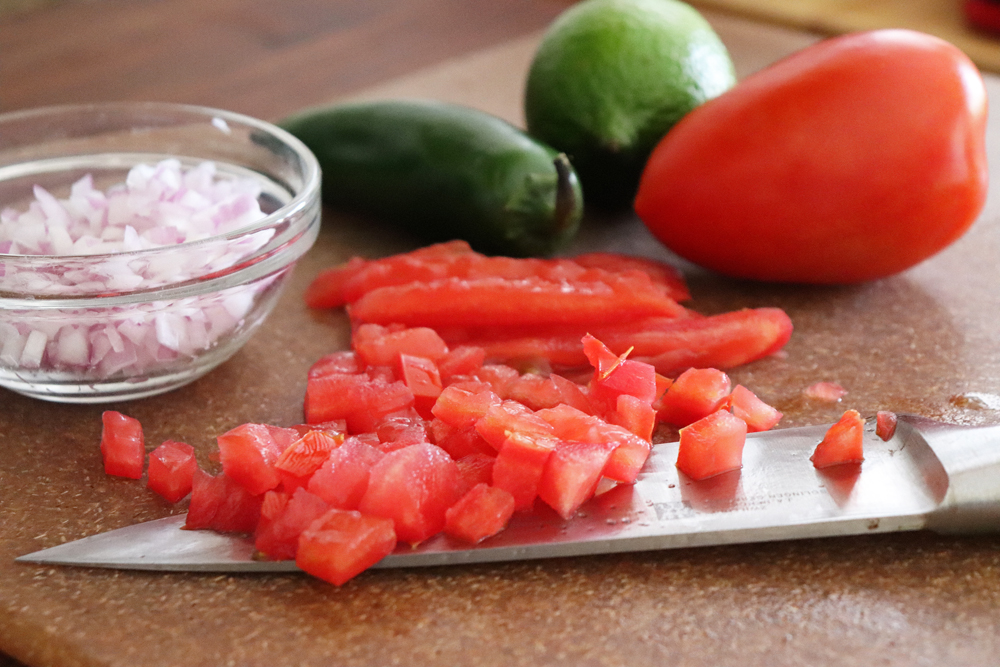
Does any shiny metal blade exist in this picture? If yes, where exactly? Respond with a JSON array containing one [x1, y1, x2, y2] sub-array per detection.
[[16, 416, 965, 572]]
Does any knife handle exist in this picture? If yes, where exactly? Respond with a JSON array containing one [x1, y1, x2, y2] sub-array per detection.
[[913, 416, 1000, 533]]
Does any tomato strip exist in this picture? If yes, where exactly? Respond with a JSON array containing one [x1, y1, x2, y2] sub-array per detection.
[[441, 308, 792, 376], [348, 274, 687, 329]]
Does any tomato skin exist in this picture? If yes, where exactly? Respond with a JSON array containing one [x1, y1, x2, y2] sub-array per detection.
[[635, 29, 988, 284], [811, 409, 865, 468]]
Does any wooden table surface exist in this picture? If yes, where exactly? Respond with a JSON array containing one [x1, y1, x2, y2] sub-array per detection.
[[3, 2, 1000, 666]]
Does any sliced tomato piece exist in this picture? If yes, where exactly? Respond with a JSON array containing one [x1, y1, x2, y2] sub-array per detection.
[[535, 403, 651, 483], [397, 353, 443, 416], [474, 364, 520, 397], [608, 394, 657, 441], [100, 410, 145, 479], [358, 443, 461, 544], [184, 469, 262, 533], [537, 441, 617, 519], [273, 429, 343, 479], [505, 372, 565, 411], [307, 437, 385, 510], [353, 323, 449, 367], [676, 409, 748, 481], [448, 308, 792, 375], [444, 483, 516, 544], [348, 273, 686, 329], [254, 487, 330, 561], [811, 409, 865, 468], [303, 256, 369, 309], [548, 373, 598, 414], [804, 381, 848, 402], [437, 345, 486, 381], [429, 419, 495, 460], [657, 368, 732, 427], [876, 410, 898, 441], [374, 410, 430, 452], [431, 384, 501, 430], [727, 384, 783, 433], [217, 423, 286, 496], [491, 432, 558, 512], [296, 509, 397, 586], [147, 440, 197, 503], [455, 453, 496, 495], [571, 252, 690, 302], [475, 400, 556, 451], [307, 351, 363, 379], [305, 372, 415, 433]]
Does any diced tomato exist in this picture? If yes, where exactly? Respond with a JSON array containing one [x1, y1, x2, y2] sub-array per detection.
[[374, 410, 430, 451], [254, 487, 330, 561], [147, 440, 197, 503], [296, 509, 397, 586], [582, 333, 624, 378], [876, 410, 898, 441], [475, 400, 556, 451], [353, 323, 449, 367], [429, 419, 495, 459], [444, 483, 516, 544], [676, 409, 748, 481], [548, 373, 597, 414], [455, 453, 496, 495], [397, 353, 443, 416], [216, 423, 285, 496], [505, 373, 565, 411], [657, 368, 732, 427], [100, 410, 145, 479], [437, 345, 487, 381], [474, 364, 520, 397], [535, 403, 651, 483], [727, 384, 783, 432], [537, 441, 617, 519], [431, 384, 501, 430], [307, 437, 385, 510], [803, 381, 847, 402], [184, 468, 262, 533], [273, 429, 343, 479], [305, 372, 415, 433], [812, 409, 865, 468], [308, 351, 362, 378], [358, 443, 461, 544], [491, 432, 558, 511], [608, 394, 657, 441], [591, 358, 659, 411]]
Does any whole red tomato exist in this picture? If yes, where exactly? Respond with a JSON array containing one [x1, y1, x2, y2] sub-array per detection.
[[634, 29, 988, 284]]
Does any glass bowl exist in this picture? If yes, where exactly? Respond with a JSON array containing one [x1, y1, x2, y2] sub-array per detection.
[[0, 102, 321, 403]]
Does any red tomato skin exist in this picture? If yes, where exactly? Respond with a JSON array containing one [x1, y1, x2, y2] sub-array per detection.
[[812, 409, 866, 468], [296, 509, 397, 586], [876, 410, 898, 441], [147, 440, 197, 503], [635, 29, 988, 284], [676, 409, 748, 481], [100, 411, 145, 479]]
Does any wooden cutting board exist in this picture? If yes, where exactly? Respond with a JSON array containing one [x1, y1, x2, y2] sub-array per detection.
[[694, 0, 1000, 72], [3, 10, 1000, 667]]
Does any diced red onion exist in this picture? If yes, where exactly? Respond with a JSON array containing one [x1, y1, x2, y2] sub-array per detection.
[[0, 159, 276, 380]]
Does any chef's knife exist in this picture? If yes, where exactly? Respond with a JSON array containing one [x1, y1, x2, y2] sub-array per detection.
[[16, 415, 1000, 572]]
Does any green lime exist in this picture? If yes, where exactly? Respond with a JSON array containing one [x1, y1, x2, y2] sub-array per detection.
[[524, 0, 736, 210]]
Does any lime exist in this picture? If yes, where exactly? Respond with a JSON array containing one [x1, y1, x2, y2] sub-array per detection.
[[524, 0, 736, 210]]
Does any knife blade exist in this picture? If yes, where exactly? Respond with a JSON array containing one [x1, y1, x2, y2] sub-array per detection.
[[16, 415, 1000, 572]]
